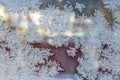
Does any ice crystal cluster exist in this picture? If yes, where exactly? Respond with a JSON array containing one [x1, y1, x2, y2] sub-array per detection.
[[0, 0, 120, 80]]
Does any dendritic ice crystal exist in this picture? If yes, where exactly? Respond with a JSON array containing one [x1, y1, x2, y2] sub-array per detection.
[[0, 0, 120, 80]]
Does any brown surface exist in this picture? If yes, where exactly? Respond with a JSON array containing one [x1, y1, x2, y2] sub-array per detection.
[[1, 40, 112, 74], [29, 42, 82, 74]]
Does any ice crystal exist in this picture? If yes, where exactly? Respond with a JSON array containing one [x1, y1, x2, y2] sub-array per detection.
[[0, 0, 120, 80], [102, 0, 120, 11], [67, 47, 77, 57]]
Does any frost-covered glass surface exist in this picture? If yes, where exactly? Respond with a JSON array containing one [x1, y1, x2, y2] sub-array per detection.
[[0, 0, 120, 80]]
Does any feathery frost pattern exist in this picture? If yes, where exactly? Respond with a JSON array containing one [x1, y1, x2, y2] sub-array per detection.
[[0, 0, 120, 80]]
